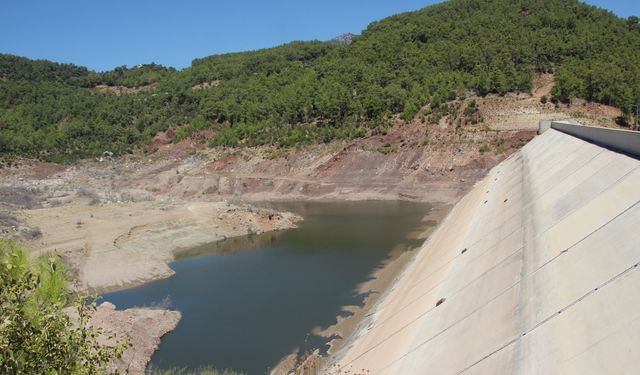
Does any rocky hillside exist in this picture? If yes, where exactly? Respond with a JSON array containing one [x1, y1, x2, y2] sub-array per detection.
[[329, 33, 356, 45]]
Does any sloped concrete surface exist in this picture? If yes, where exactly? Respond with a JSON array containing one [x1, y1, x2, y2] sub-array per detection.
[[326, 129, 640, 375]]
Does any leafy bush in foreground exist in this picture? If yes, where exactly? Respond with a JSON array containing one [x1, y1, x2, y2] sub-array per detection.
[[0, 238, 126, 374]]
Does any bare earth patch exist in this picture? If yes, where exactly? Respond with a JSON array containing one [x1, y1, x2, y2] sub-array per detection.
[[23, 200, 300, 293], [68, 301, 181, 375], [90, 84, 157, 95]]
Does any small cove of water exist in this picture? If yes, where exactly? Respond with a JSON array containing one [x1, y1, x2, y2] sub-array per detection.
[[104, 201, 438, 374]]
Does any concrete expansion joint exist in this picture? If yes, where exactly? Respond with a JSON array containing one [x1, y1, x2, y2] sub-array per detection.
[[460, 230, 639, 371], [460, 259, 640, 375], [340, 164, 523, 363], [363, 244, 525, 341], [533, 199, 640, 275], [513, 148, 530, 375], [404, 206, 527, 294], [457, 337, 521, 374], [334, 272, 526, 375], [521, 158, 638, 237], [520, 146, 604, 211], [528, 258, 640, 335], [332, 130, 640, 375]]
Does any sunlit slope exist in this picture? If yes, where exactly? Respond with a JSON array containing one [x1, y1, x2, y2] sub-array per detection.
[[2, 0, 640, 160], [327, 128, 640, 374]]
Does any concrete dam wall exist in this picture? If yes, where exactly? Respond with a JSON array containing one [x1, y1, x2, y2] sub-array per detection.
[[327, 126, 640, 374]]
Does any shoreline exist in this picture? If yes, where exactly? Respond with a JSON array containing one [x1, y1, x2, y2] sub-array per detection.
[[322, 203, 452, 355], [272, 203, 452, 373], [86, 302, 182, 375], [20, 200, 301, 294], [87, 196, 453, 295]]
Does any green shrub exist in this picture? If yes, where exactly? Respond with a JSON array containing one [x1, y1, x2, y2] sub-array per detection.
[[377, 143, 399, 154], [0, 238, 126, 374]]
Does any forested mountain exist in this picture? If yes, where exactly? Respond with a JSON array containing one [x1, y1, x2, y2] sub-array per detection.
[[1, 0, 639, 161]]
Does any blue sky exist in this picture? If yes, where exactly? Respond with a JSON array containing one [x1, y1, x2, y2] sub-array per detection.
[[1, 0, 638, 72]]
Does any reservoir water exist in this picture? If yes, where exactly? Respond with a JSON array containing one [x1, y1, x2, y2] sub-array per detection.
[[104, 201, 438, 374]]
